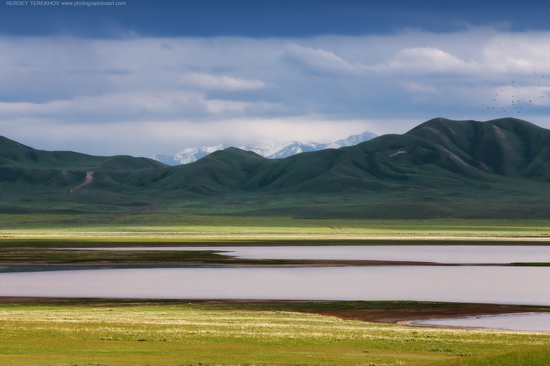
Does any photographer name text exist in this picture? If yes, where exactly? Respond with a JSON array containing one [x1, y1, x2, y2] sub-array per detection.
[[6, 1, 126, 6]]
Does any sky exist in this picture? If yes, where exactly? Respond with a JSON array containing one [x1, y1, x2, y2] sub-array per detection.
[[1, 0, 550, 156]]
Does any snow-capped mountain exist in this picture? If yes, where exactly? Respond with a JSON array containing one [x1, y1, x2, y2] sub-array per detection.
[[263, 142, 326, 159], [326, 131, 379, 148], [151, 130, 377, 165], [170, 144, 226, 165]]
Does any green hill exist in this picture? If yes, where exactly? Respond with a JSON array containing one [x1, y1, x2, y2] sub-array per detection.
[[2, 117, 550, 218]]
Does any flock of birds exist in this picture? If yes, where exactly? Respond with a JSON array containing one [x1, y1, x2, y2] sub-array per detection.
[[482, 71, 548, 115]]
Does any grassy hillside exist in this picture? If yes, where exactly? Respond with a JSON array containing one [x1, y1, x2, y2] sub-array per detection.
[[2, 118, 550, 218]]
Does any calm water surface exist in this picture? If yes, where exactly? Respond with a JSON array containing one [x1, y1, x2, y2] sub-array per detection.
[[412, 313, 550, 332], [75, 245, 550, 264], [1, 266, 550, 305]]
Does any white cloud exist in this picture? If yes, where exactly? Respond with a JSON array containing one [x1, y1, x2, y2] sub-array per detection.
[[482, 33, 550, 73], [0, 90, 270, 120], [2, 28, 550, 155], [280, 43, 358, 74], [373, 47, 478, 73], [180, 73, 265, 91]]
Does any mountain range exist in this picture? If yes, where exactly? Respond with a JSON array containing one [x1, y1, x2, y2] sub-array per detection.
[[151, 131, 377, 165], [2, 117, 550, 218]]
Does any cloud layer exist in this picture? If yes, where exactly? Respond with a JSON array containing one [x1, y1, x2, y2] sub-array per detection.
[[1, 28, 550, 155]]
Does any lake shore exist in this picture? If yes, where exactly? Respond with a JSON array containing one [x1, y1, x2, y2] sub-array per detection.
[[1, 297, 549, 327]]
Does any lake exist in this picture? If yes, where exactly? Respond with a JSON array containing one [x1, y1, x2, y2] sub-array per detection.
[[4, 245, 550, 332], [1, 265, 550, 305], [412, 312, 550, 332]]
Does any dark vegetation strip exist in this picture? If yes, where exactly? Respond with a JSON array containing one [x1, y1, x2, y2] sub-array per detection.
[[3, 239, 550, 248], [0, 240, 547, 266], [0, 298, 549, 325], [511, 262, 550, 266], [0, 248, 233, 265], [0, 247, 532, 267], [0, 246, 440, 266]]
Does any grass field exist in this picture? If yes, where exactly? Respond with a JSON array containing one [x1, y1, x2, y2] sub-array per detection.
[[3, 214, 550, 241], [0, 301, 549, 366]]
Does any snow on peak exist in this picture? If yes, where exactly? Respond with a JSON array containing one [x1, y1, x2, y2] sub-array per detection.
[[151, 130, 376, 165]]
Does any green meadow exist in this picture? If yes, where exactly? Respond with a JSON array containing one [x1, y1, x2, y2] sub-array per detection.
[[3, 214, 550, 240], [0, 301, 549, 366]]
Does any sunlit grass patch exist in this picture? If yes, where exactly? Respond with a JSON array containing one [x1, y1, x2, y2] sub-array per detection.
[[0, 303, 549, 365], [3, 214, 550, 242]]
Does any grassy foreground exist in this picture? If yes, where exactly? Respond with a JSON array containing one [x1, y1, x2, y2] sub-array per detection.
[[0, 301, 549, 366]]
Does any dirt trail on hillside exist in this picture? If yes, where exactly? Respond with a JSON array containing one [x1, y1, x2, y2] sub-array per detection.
[[70, 171, 94, 193]]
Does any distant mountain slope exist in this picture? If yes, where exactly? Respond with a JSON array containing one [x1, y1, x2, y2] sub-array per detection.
[[0, 136, 166, 170], [151, 130, 377, 165], [156, 118, 550, 194], [2, 118, 550, 218], [0, 136, 166, 191]]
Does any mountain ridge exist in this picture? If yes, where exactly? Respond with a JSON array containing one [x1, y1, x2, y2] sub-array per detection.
[[151, 130, 377, 165], [2, 117, 550, 218]]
